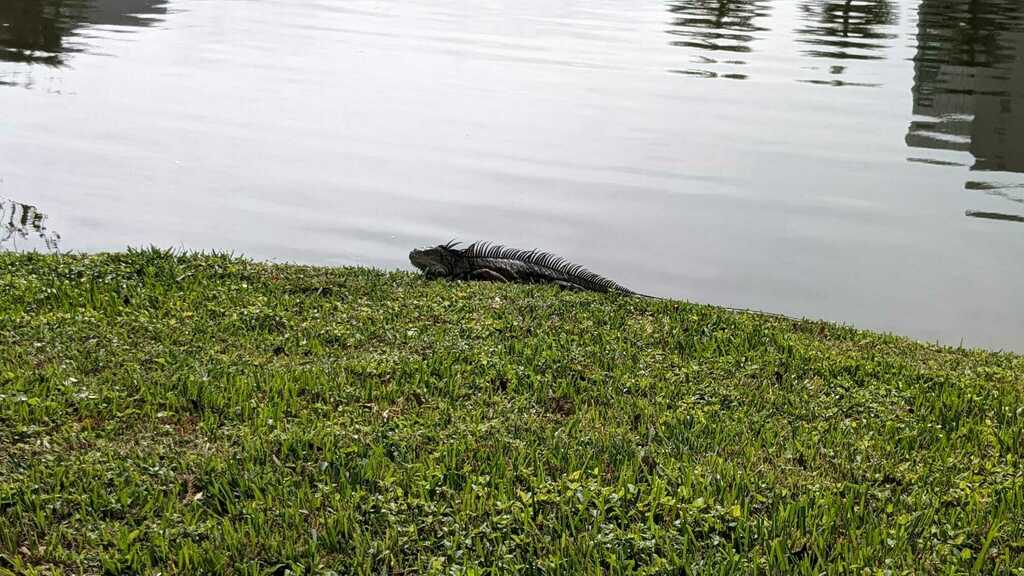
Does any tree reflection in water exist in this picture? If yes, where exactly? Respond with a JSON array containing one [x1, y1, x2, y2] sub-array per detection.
[[0, 0, 167, 87], [665, 0, 773, 80]]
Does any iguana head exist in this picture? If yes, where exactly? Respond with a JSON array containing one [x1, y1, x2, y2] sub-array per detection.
[[409, 241, 462, 278]]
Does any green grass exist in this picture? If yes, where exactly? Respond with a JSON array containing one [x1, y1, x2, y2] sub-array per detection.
[[1, 249, 1022, 575]]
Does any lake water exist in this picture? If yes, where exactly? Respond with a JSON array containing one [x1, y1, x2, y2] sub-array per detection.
[[2, 0, 1022, 351]]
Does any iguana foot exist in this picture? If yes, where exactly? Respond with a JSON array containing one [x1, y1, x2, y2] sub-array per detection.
[[554, 281, 585, 291], [470, 269, 510, 283]]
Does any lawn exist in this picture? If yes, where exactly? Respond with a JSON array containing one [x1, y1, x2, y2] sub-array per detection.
[[1, 249, 1022, 575]]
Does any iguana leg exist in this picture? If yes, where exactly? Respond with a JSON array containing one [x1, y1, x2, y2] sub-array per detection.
[[554, 281, 585, 291], [470, 269, 510, 283]]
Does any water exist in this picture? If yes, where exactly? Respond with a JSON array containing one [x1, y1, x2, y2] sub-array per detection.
[[1, 0, 1022, 351]]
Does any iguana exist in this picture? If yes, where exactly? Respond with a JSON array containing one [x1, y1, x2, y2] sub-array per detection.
[[409, 241, 640, 295], [409, 240, 797, 320]]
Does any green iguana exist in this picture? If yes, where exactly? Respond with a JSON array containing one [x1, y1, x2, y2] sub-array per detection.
[[409, 241, 639, 295], [410, 241, 797, 320]]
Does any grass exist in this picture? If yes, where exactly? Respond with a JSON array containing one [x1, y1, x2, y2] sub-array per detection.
[[0, 248, 1022, 575]]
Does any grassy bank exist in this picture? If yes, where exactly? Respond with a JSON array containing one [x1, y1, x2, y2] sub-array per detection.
[[1, 249, 1022, 575]]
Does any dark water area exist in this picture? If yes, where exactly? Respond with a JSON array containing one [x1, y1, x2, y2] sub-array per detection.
[[1, 197, 60, 250], [0, 0, 166, 69], [1, 0, 1022, 350]]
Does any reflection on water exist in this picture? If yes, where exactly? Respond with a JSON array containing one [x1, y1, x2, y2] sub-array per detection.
[[666, 0, 773, 79], [665, 0, 902, 84], [906, 0, 1024, 220], [966, 181, 1024, 205], [1, 199, 61, 251], [965, 210, 1024, 223], [664, 0, 1023, 219], [796, 0, 898, 86], [797, 0, 897, 60], [1, 0, 1023, 349], [0, 0, 166, 82]]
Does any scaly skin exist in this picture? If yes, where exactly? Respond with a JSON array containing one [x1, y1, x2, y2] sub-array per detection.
[[410, 241, 800, 320], [409, 241, 636, 294]]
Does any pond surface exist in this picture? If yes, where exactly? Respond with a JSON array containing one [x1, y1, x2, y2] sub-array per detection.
[[2, 0, 1022, 351]]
